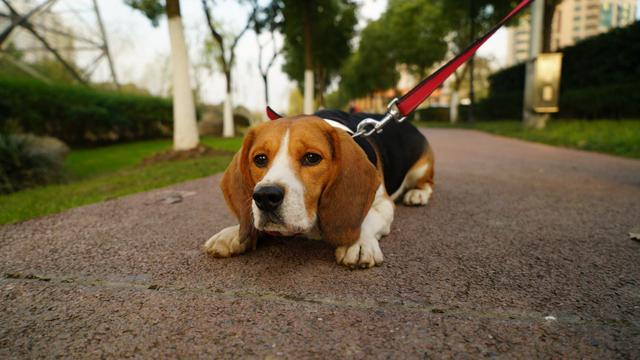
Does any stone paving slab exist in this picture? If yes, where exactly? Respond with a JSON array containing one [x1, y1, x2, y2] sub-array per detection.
[[1, 129, 639, 358]]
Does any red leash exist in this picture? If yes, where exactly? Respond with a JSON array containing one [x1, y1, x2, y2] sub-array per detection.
[[267, 0, 535, 134], [396, 0, 534, 117]]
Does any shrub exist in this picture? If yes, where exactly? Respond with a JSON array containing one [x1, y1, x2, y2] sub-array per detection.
[[0, 133, 68, 194], [0, 78, 173, 147], [481, 21, 640, 119], [415, 107, 450, 122], [559, 83, 640, 119]]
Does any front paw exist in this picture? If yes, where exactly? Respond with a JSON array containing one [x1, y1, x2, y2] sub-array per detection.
[[335, 238, 384, 269], [203, 225, 247, 257]]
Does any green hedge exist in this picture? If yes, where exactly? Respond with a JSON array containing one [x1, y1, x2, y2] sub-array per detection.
[[561, 22, 640, 89], [480, 21, 640, 120], [0, 78, 173, 146], [559, 83, 640, 119]]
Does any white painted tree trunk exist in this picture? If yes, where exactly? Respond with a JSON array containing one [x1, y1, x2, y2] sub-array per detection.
[[168, 15, 199, 150], [449, 91, 459, 124], [303, 69, 314, 114], [223, 91, 234, 138]]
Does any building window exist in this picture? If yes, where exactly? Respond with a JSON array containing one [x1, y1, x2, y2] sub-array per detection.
[[600, 2, 612, 28]]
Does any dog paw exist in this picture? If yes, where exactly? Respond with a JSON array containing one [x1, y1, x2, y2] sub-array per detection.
[[203, 225, 247, 257], [335, 238, 384, 269], [403, 186, 433, 206]]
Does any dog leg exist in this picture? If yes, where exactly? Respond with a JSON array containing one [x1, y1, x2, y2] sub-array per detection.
[[402, 147, 435, 206], [203, 225, 249, 257], [336, 186, 394, 268]]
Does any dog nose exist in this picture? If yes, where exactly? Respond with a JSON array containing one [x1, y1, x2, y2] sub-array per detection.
[[252, 185, 284, 211]]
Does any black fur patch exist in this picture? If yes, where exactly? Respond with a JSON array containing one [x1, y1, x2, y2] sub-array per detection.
[[315, 109, 427, 195]]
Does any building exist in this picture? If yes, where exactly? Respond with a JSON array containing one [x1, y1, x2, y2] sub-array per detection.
[[507, 0, 637, 65]]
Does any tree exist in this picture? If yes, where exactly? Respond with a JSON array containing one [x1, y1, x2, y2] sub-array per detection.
[[383, 0, 448, 77], [340, 18, 398, 100], [126, 0, 199, 150], [275, 0, 357, 112], [201, 0, 255, 137], [252, 0, 282, 111], [339, 0, 448, 104], [441, 0, 523, 122]]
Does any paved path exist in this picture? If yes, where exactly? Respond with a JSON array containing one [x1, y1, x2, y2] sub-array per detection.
[[1, 129, 639, 358]]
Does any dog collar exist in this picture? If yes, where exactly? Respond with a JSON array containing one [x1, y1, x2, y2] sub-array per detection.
[[323, 119, 354, 135]]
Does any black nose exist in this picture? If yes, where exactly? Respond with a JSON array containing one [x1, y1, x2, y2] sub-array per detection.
[[252, 185, 284, 211]]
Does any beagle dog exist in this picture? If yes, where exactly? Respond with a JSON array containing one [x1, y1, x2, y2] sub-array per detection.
[[203, 110, 434, 268]]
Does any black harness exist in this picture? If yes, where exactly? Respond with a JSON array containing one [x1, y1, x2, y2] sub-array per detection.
[[315, 109, 427, 195]]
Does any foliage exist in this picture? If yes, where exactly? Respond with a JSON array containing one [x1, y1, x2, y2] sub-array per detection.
[[0, 136, 243, 225], [324, 88, 350, 110], [201, 0, 256, 93], [0, 134, 66, 194], [125, 0, 165, 25], [277, 0, 357, 98], [0, 41, 84, 84], [481, 21, 640, 119], [441, 0, 524, 44], [339, 16, 398, 99], [439, 0, 525, 107], [559, 83, 640, 119], [384, 0, 448, 76], [561, 21, 640, 89], [415, 107, 455, 122], [339, 0, 455, 99], [0, 78, 173, 147]]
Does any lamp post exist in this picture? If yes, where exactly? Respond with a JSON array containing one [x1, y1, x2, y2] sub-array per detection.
[[522, 0, 562, 129]]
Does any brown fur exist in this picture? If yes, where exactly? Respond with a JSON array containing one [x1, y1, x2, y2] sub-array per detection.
[[316, 122, 380, 246], [221, 116, 380, 248], [409, 145, 435, 191], [220, 130, 258, 251]]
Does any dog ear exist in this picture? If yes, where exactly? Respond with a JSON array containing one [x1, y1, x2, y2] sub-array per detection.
[[318, 128, 380, 247], [220, 129, 258, 249], [265, 106, 282, 121]]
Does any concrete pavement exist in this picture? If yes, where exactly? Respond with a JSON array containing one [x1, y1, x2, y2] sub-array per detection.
[[1, 129, 639, 358]]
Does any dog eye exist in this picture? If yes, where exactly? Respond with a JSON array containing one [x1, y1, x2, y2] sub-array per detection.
[[301, 152, 322, 166], [253, 154, 268, 168]]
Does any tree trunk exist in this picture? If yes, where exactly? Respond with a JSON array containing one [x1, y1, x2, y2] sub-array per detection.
[[302, 0, 314, 114], [166, 0, 199, 150], [223, 71, 234, 137], [542, 0, 556, 52], [449, 90, 459, 124], [467, 0, 475, 123], [262, 74, 269, 108], [316, 67, 325, 108]]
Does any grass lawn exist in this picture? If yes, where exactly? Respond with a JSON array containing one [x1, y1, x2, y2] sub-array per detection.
[[0, 136, 243, 225], [421, 119, 640, 159]]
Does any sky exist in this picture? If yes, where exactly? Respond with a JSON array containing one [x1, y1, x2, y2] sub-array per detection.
[[92, 0, 396, 112], [16, 0, 640, 112]]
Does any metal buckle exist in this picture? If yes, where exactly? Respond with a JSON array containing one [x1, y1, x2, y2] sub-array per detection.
[[352, 98, 406, 138]]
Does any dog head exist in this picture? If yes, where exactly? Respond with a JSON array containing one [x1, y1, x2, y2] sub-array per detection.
[[221, 116, 380, 246]]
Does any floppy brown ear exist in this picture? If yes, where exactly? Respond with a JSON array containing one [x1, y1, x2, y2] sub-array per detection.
[[318, 129, 381, 247], [220, 130, 258, 249]]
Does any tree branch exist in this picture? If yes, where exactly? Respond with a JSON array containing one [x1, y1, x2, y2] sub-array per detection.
[[201, 0, 227, 71], [265, 31, 281, 71], [229, 6, 256, 69]]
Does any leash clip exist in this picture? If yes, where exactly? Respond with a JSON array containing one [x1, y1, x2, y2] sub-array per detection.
[[352, 97, 407, 138]]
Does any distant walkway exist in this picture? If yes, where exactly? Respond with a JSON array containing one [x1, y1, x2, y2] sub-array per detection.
[[1, 129, 639, 358]]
